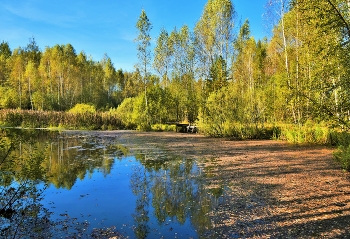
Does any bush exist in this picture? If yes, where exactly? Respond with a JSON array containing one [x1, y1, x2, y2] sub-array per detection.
[[333, 145, 350, 171], [328, 131, 350, 147], [68, 103, 96, 114], [115, 98, 137, 129], [151, 124, 177, 132], [327, 130, 350, 171], [137, 122, 152, 131]]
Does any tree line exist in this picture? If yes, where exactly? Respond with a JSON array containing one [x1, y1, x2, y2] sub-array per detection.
[[0, 38, 137, 111], [1, 0, 350, 135]]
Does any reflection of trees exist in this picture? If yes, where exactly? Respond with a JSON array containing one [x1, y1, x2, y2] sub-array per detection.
[[41, 134, 122, 189], [132, 151, 220, 238], [0, 129, 52, 237], [0, 129, 120, 190], [1, 129, 226, 238], [131, 164, 150, 239], [0, 129, 122, 237], [151, 159, 196, 224]]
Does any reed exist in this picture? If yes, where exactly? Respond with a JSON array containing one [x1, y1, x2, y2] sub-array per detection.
[[277, 122, 330, 145], [0, 109, 124, 130], [197, 120, 277, 139]]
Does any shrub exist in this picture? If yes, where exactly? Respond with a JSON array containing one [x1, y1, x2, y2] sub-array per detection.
[[68, 103, 96, 114], [151, 124, 177, 132], [115, 98, 137, 129], [328, 131, 350, 147], [333, 145, 350, 171], [137, 122, 152, 131]]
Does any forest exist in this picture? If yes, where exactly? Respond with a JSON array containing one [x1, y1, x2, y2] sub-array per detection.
[[1, 0, 350, 166]]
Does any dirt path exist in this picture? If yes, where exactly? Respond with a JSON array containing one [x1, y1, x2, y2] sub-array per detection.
[[71, 130, 350, 238]]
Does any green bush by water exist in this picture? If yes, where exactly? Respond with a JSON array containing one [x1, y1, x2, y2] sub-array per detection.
[[68, 103, 96, 114]]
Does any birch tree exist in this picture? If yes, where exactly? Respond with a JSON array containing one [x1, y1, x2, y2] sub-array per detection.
[[153, 28, 172, 87], [194, 0, 235, 79], [135, 9, 152, 126], [295, 0, 350, 127], [9, 48, 26, 108]]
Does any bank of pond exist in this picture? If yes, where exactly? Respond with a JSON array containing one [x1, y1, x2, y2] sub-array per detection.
[[2, 109, 350, 172]]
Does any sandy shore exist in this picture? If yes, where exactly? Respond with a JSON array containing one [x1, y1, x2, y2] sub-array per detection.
[[65, 130, 350, 238]]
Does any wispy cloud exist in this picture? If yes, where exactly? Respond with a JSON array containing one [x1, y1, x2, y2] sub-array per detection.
[[3, 2, 84, 28], [120, 31, 136, 42]]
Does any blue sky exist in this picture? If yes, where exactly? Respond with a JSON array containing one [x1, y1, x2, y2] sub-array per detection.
[[0, 0, 270, 71]]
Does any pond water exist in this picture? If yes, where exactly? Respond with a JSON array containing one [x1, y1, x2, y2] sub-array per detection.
[[0, 129, 226, 238]]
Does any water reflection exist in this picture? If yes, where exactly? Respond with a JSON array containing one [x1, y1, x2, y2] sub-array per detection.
[[1, 129, 52, 238], [130, 152, 215, 238], [131, 165, 150, 238], [0, 129, 226, 238], [43, 136, 118, 189]]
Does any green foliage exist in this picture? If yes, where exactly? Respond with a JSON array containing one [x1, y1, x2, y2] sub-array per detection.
[[115, 97, 137, 129], [132, 93, 150, 130], [68, 103, 96, 114], [0, 39, 128, 111], [32, 91, 45, 110], [0, 87, 19, 109], [197, 83, 274, 139], [197, 86, 238, 137], [207, 56, 228, 93], [326, 129, 350, 171], [199, 119, 276, 140], [328, 131, 350, 147], [333, 145, 350, 171], [147, 85, 173, 124], [194, 0, 235, 77]]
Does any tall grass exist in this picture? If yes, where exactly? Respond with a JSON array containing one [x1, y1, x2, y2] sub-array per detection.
[[197, 120, 279, 140], [0, 109, 124, 130], [277, 122, 330, 145]]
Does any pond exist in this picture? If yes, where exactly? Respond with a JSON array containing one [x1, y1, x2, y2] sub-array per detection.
[[0, 129, 227, 238]]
